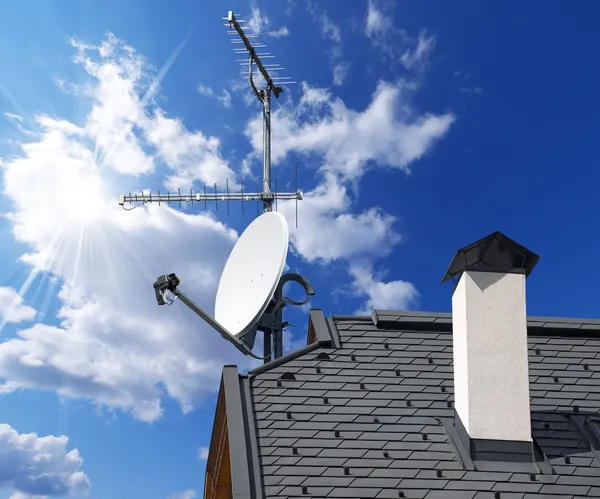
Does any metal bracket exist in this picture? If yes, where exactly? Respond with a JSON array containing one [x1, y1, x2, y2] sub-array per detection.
[[152, 272, 314, 363]]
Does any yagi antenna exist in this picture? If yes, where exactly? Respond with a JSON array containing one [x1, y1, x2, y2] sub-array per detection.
[[118, 11, 312, 364], [118, 10, 302, 220]]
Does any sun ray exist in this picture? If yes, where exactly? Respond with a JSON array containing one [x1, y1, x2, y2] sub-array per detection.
[[0, 268, 38, 335], [2, 217, 70, 335], [38, 270, 61, 321], [93, 29, 194, 171], [30, 223, 71, 301], [30, 218, 70, 303], [71, 219, 87, 290]]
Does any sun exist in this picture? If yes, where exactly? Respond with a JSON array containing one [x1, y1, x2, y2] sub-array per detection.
[[60, 166, 110, 223]]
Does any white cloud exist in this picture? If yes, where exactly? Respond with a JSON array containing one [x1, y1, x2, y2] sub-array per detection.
[[308, 5, 341, 43], [145, 110, 234, 190], [167, 490, 196, 499], [366, 0, 393, 38], [197, 446, 209, 460], [71, 34, 154, 176], [246, 80, 455, 180], [0, 287, 36, 324], [9, 493, 47, 499], [298, 82, 331, 107], [364, 1, 435, 71], [0, 423, 90, 497], [228, 79, 256, 107], [55, 78, 79, 95], [276, 175, 417, 315], [400, 29, 437, 71], [268, 26, 290, 38], [278, 174, 399, 264], [248, 79, 450, 315], [350, 262, 419, 315], [248, 5, 269, 34], [197, 84, 231, 109], [247, 5, 288, 38], [0, 84, 32, 126], [217, 89, 232, 108], [5, 113, 24, 123], [332, 62, 349, 87], [306, 3, 347, 86], [4, 112, 37, 137], [0, 34, 252, 422], [197, 84, 214, 97], [69, 33, 232, 188], [454, 70, 473, 80]]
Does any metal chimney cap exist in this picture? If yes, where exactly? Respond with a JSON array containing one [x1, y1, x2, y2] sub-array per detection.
[[440, 231, 540, 285]]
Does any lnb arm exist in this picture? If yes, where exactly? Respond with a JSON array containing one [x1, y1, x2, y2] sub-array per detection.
[[153, 274, 267, 359]]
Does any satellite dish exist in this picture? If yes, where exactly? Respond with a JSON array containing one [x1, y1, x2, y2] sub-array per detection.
[[152, 211, 313, 362], [215, 211, 289, 337]]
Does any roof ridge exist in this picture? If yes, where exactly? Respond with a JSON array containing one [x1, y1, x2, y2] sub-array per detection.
[[370, 310, 600, 335]]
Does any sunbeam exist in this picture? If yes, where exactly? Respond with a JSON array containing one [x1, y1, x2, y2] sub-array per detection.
[[1, 214, 71, 336], [92, 28, 195, 171], [0, 31, 244, 423], [0, 267, 39, 335], [30, 218, 70, 305]]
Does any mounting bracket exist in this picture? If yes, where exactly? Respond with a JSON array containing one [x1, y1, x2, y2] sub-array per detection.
[[152, 272, 314, 363]]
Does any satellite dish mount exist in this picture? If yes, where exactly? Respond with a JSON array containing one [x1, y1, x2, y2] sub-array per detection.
[[153, 271, 314, 361], [153, 212, 315, 363]]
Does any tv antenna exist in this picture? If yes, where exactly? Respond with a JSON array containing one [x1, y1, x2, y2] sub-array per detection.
[[153, 212, 314, 363], [118, 10, 302, 223], [120, 12, 314, 363]]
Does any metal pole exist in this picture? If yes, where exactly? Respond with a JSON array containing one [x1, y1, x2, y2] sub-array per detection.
[[263, 86, 272, 213], [273, 285, 284, 360], [262, 85, 273, 362]]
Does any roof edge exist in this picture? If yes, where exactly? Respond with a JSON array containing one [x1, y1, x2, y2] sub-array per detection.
[[240, 375, 264, 499], [308, 309, 341, 347], [248, 341, 322, 376], [222, 366, 259, 499], [325, 316, 342, 348], [370, 310, 600, 335]]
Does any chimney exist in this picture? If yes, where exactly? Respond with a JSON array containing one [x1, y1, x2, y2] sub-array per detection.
[[441, 231, 539, 461]]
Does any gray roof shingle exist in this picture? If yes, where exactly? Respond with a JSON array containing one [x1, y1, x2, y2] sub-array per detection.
[[244, 311, 600, 499]]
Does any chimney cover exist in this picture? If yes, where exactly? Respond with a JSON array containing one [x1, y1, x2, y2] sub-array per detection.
[[440, 231, 539, 285]]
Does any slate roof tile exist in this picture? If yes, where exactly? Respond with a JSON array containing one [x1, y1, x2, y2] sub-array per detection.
[[322, 466, 372, 477], [492, 482, 544, 493], [317, 448, 367, 458], [540, 484, 592, 495], [426, 492, 476, 499], [247, 312, 600, 499], [327, 487, 381, 497]]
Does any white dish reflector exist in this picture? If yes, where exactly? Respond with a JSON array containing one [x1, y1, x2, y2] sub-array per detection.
[[215, 212, 289, 337]]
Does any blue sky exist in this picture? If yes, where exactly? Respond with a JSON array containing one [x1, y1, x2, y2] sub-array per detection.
[[0, 1, 599, 498]]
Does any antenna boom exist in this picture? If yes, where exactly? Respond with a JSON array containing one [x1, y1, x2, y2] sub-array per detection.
[[119, 190, 303, 206]]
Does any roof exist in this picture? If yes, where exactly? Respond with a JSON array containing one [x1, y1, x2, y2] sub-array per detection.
[[210, 309, 600, 499]]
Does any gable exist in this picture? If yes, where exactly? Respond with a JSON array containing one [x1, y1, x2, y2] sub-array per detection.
[[204, 381, 233, 499], [204, 366, 261, 499]]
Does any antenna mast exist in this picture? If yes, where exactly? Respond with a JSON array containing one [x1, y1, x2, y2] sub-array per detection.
[[118, 11, 309, 364], [118, 10, 300, 216], [227, 10, 290, 213]]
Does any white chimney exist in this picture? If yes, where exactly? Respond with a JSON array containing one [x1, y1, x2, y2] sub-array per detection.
[[442, 232, 539, 455]]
